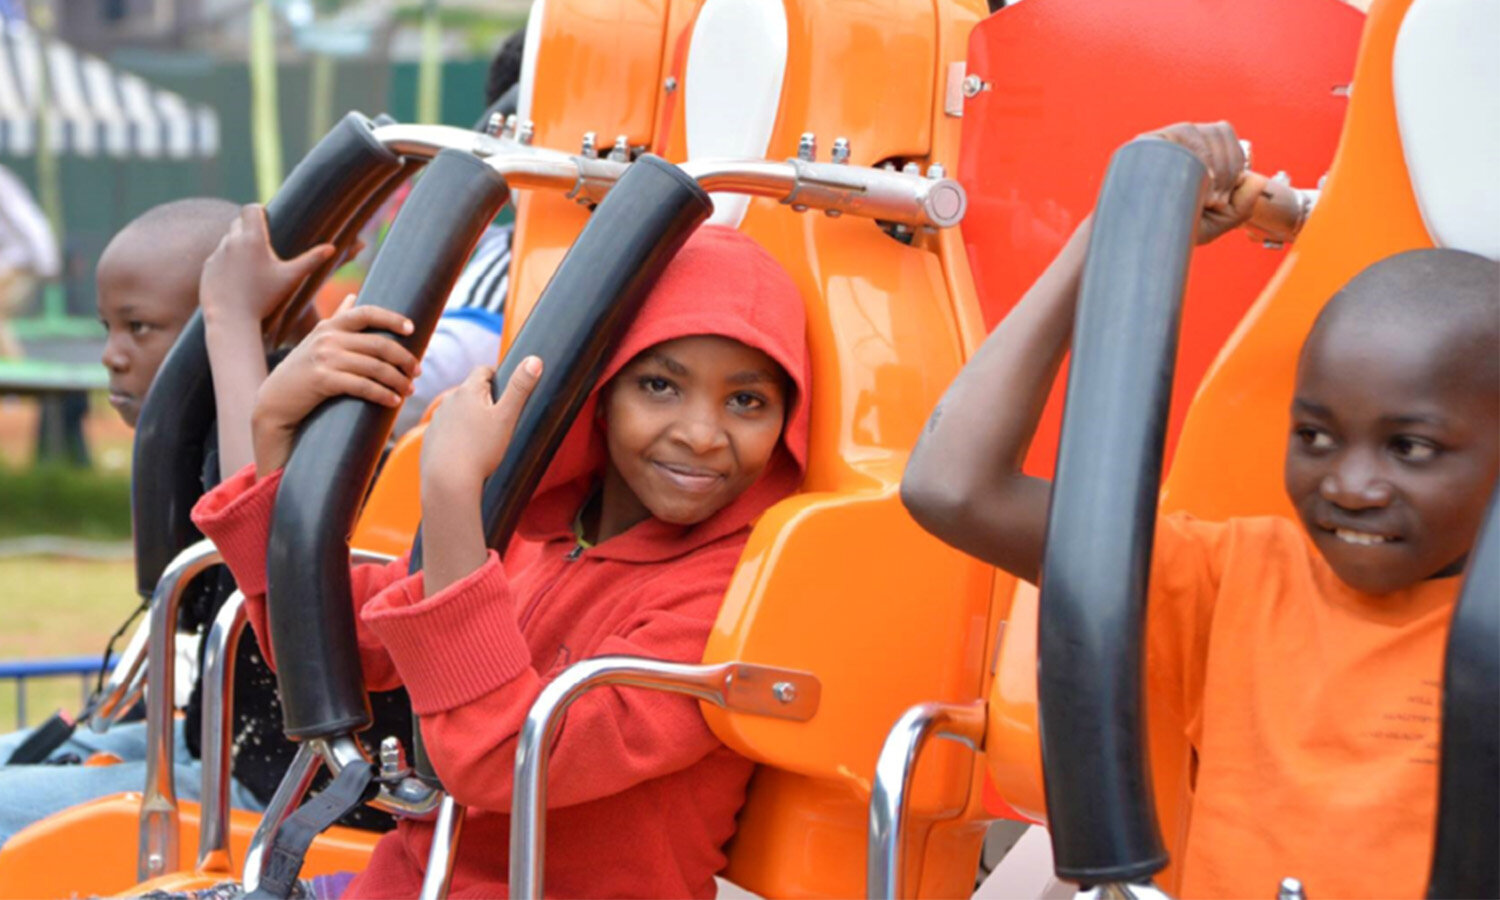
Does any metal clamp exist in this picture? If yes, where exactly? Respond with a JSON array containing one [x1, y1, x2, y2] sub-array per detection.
[[867, 701, 986, 899], [504, 657, 820, 900]]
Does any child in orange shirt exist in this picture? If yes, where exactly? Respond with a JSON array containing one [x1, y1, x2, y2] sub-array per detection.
[[901, 122, 1499, 899]]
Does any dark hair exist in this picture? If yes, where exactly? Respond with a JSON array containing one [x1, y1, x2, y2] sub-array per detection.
[[485, 29, 527, 107]]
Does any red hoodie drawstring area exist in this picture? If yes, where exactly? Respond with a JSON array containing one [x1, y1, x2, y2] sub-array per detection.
[[192, 225, 810, 899]]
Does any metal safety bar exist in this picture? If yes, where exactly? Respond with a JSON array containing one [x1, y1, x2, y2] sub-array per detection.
[[502, 657, 821, 900], [137, 538, 224, 882], [85, 613, 150, 731], [370, 123, 968, 231], [242, 741, 323, 892], [866, 701, 986, 899], [419, 794, 465, 900], [194, 550, 401, 881], [196, 590, 248, 873]]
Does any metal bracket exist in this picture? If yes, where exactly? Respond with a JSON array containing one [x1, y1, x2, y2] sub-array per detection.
[[507, 657, 823, 899]]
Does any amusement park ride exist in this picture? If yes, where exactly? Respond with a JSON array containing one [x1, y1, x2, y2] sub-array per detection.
[[0, 0, 1494, 897]]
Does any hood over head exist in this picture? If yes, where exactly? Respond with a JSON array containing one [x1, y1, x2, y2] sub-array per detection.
[[518, 224, 810, 559]]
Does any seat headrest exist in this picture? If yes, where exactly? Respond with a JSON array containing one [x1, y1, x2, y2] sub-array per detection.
[[684, 0, 789, 228], [1393, 0, 1500, 259]]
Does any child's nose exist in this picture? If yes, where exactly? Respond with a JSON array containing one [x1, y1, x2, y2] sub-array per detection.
[[673, 415, 728, 454], [1319, 461, 1394, 510], [101, 337, 129, 373]]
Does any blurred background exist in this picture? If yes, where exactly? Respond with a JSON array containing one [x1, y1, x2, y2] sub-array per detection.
[[0, 0, 525, 727]]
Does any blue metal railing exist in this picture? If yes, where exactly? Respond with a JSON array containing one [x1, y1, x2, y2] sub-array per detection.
[[0, 655, 117, 729]]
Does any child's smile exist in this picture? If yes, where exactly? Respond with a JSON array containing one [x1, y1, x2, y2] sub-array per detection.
[[594, 335, 790, 542], [1284, 261, 1499, 595]]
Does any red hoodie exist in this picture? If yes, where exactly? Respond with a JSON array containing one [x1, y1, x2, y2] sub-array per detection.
[[192, 225, 810, 899]]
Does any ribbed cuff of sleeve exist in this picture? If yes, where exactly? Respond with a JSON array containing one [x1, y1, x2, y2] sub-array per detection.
[[360, 551, 533, 714], [189, 464, 282, 599]]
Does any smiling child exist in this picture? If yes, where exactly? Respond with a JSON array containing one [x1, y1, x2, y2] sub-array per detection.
[[901, 122, 1499, 898], [191, 224, 810, 898]]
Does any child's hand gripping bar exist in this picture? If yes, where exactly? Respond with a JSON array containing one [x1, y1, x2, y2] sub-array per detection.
[[1036, 138, 1206, 886], [266, 150, 512, 742], [131, 112, 403, 599]]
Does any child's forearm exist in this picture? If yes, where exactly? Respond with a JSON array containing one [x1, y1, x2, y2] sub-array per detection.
[[203, 310, 269, 479], [902, 216, 1092, 581], [420, 475, 491, 596]]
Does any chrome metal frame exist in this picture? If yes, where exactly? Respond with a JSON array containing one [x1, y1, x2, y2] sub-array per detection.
[[502, 657, 821, 900], [84, 611, 149, 731], [196, 590, 248, 873], [683, 158, 966, 229], [369, 123, 970, 232], [866, 701, 986, 900], [1078, 883, 1174, 900], [137, 539, 224, 882], [419, 794, 465, 900], [242, 741, 323, 893]]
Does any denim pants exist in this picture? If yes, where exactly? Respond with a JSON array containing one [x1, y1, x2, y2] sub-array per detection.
[[0, 720, 265, 847]]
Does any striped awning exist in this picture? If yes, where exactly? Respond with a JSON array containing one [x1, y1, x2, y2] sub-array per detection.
[[0, 23, 218, 159]]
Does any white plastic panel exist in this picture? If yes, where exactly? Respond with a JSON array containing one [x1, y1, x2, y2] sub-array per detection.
[[684, 0, 789, 228], [516, 0, 546, 130], [1393, 0, 1500, 259]]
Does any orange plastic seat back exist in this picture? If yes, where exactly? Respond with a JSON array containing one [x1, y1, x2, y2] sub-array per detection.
[[619, 1, 1002, 896], [985, 0, 1474, 893]]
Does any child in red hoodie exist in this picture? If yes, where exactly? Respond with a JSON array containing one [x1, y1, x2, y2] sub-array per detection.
[[190, 225, 810, 898]]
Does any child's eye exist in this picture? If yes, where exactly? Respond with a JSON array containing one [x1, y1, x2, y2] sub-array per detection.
[[1294, 426, 1335, 452], [1390, 436, 1439, 463], [128, 320, 154, 337], [727, 391, 766, 413], [637, 375, 676, 397]]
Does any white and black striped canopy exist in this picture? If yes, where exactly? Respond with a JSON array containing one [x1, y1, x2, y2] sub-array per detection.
[[0, 23, 218, 159]]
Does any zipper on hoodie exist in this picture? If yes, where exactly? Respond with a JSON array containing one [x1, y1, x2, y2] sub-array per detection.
[[517, 543, 585, 630]]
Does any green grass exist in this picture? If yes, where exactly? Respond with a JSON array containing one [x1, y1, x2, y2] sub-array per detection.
[[0, 557, 138, 729], [0, 462, 132, 541]]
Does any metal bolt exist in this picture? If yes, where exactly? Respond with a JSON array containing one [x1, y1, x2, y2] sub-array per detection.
[[927, 162, 947, 180], [831, 137, 851, 164], [961, 74, 985, 98], [485, 111, 505, 137], [147, 852, 164, 870], [882, 161, 897, 172], [1276, 877, 1306, 900], [901, 161, 921, 176], [581, 131, 598, 158], [791, 204, 809, 213], [772, 681, 798, 703], [503, 114, 518, 139], [664, 76, 678, 93], [608, 135, 631, 162], [379, 736, 407, 778], [797, 132, 816, 162], [517, 120, 535, 146]]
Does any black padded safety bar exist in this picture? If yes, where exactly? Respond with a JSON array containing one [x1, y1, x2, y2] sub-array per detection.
[[476, 153, 711, 550], [1427, 493, 1499, 899], [130, 112, 403, 597], [403, 154, 712, 786], [267, 150, 511, 740], [1037, 139, 1205, 883]]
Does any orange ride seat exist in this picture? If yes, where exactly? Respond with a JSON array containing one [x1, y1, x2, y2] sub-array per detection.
[[985, 0, 1495, 894]]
